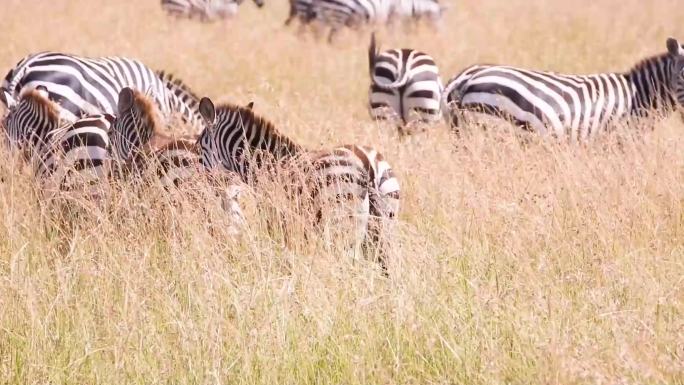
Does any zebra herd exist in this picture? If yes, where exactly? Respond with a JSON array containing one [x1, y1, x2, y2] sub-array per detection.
[[162, 0, 445, 41], [366, 36, 684, 140], [0, 49, 401, 268], [1, 33, 683, 271]]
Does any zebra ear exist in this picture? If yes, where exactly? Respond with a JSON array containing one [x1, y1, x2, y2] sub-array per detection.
[[117, 87, 135, 114], [246, 101, 254, 110], [667, 38, 682, 56], [199, 97, 216, 125], [1, 88, 16, 109]]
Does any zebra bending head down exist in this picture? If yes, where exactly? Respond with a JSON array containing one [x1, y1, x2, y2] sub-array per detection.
[[442, 37, 684, 140], [111, 87, 165, 162], [112, 87, 247, 229], [112, 86, 214, 187], [368, 33, 442, 134], [1, 85, 113, 193], [197, 97, 400, 269], [1, 86, 62, 151]]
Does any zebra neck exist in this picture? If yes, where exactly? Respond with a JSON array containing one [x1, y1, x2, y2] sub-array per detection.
[[625, 55, 677, 117]]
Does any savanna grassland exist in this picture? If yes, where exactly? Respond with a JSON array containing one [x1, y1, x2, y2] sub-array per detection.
[[0, 0, 683, 384]]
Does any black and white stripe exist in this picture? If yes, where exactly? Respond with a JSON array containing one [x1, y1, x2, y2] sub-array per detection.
[[110, 87, 247, 228], [110, 87, 203, 188], [196, 98, 400, 260], [1, 86, 60, 152], [1, 86, 113, 191], [368, 33, 442, 129], [298, 0, 443, 41], [161, 0, 264, 21], [285, 0, 314, 26], [442, 38, 684, 139], [1, 52, 203, 133]]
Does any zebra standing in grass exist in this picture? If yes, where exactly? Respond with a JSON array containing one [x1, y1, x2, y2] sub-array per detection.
[[1, 52, 204, 133], [161, 0, 264, 21], [442, 38, 684, 140], [0, 86, 113, 191], [110, 87, 247, 227], [196, 97, 400, 264], [110, 87, 206, 187], [368, 33, 442, 132], [295, 0, 443, 41]]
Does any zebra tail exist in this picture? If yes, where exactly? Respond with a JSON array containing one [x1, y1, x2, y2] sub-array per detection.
[[369, 37, 410, 90], [368, 32, 378, 76]]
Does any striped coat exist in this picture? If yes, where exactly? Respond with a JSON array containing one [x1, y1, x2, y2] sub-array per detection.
[[196, 98, 400, 265], [442, 38, 684, 139]]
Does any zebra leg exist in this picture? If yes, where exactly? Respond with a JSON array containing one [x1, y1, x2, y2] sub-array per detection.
[[284, 4, 297, 26], [327, 26, 340, 43], [362, 215, 389, 275]]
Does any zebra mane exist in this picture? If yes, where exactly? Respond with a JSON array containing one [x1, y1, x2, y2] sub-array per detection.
[[628, 52, 674, 75], [369, 32, 379, 75], [156, 70, 200, 104], [20, 88, 61, 125], [127, 88, 164, 135], [215, 103, 303, 155]]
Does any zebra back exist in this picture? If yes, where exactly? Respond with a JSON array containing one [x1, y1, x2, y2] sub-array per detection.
[[1, 52, 201, 135], [40, 114, 113, 193], [155, 70, 204, 134], [442, 38, 684, 137]]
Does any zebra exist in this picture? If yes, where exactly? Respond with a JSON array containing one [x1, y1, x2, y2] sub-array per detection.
[[0, 86, 113, 193], [1, 52, 204, 134], [196, 97, 400, 266], [298, 0, 443, 41], [111, 87, 247, 228], [368, 33, 442, 133], [111, 86, 206, 187], [442, 37, 684, 140], [161, 0, 264, 21]]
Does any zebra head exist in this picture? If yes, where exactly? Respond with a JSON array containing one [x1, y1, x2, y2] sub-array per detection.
[[111, 87, 161, 161], [666, 37, 684, 109], [1, 85, 61, 151], [197, 97, 255, 173], [197, 97, 300, 181]]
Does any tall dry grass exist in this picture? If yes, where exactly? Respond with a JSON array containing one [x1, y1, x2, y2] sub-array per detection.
[[0, 0, 683, 384]]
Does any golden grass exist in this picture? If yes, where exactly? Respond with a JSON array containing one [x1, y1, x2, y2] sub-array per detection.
[[1, 0, 683, 384]]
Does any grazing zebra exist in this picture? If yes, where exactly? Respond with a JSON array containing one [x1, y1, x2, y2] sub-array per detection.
[[0, 86, 113, 192], [1, 52, 204, 133], [110, 87, 205, 187], [111, 87, 247, 228], [442, 38, 684, 140], [161, 0, 264, 21], [300, 0, 443, 41], [368, 33, 442, 132], [196, 97, 400, 264]]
